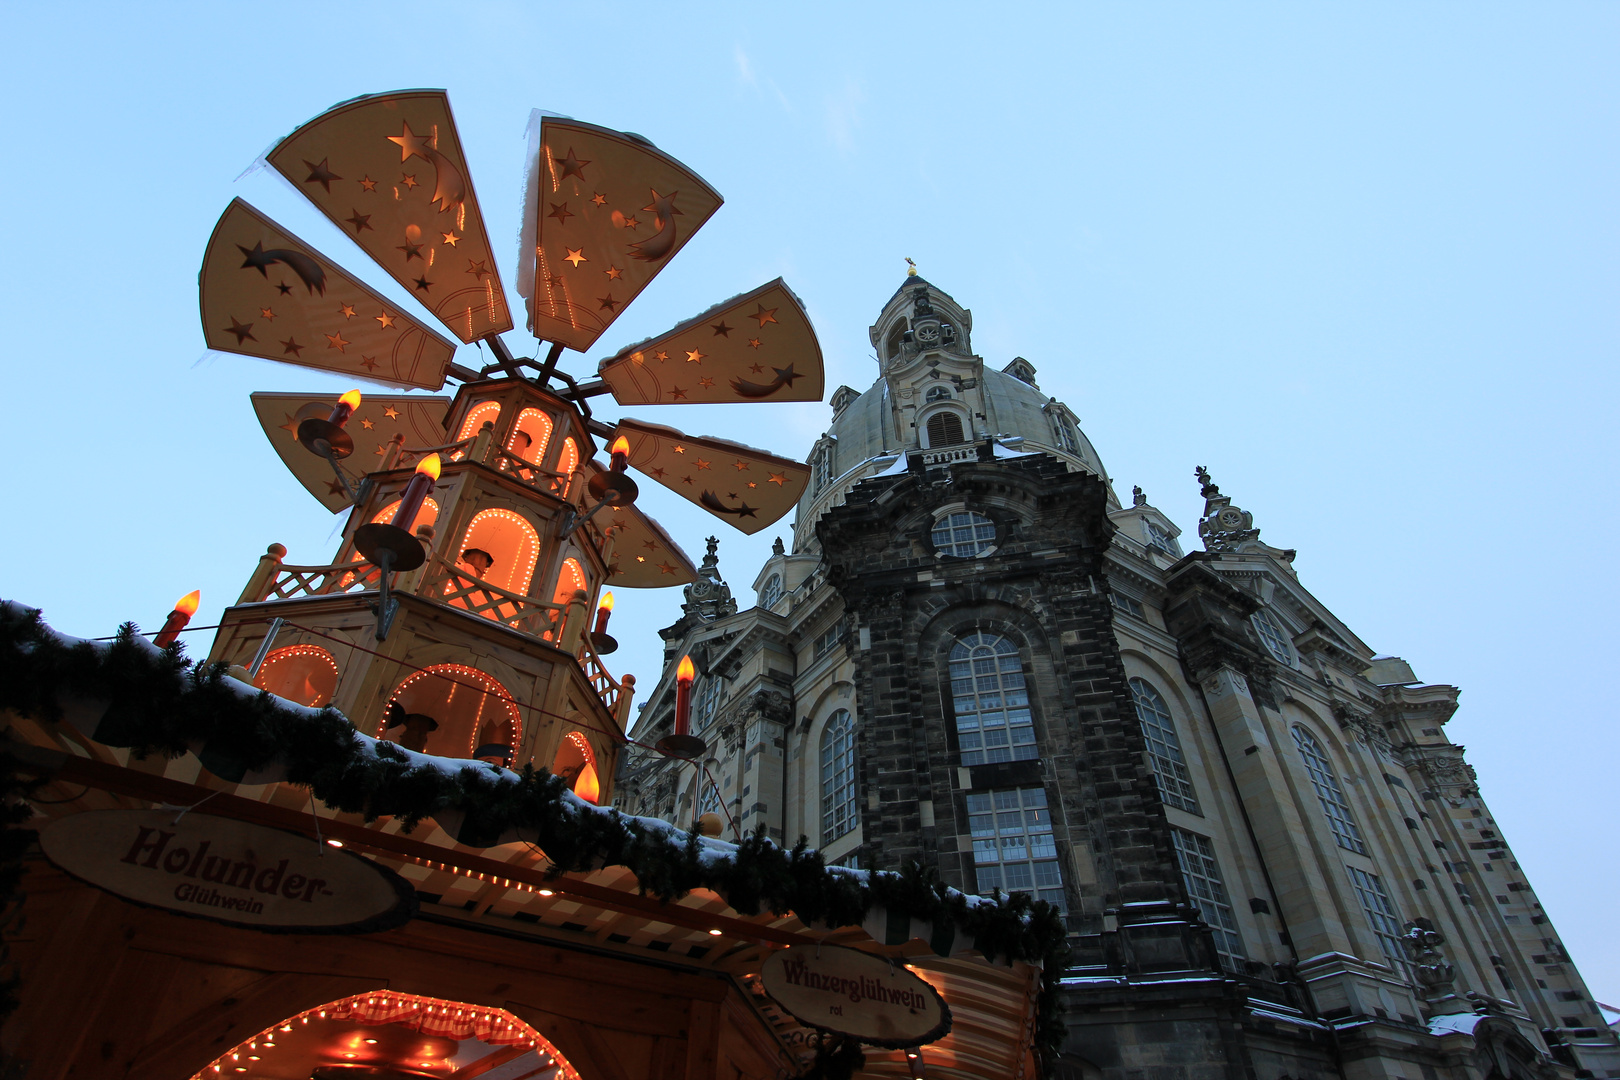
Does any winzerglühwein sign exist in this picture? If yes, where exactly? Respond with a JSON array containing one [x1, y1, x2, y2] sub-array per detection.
[[39, 810, 415, 933], [761, 944, 952, 1047]]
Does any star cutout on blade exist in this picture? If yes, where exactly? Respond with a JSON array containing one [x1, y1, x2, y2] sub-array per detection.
[[303, 158, 341, 191], [711, 321, 733, 337], [768, 471, 787, 486], [360, 417, 375, 430], [397, 239, 424, 261], [564, 248, 586, 267], [669, 386, 687, 400], [680, 476, 694, 485], [326, 477, 347, 497], [747, 337, 762, 349], [345, 210, 372, 234], [591, 192, 607, 206], [388, 121, 434, 162], [733, 460, 750, 471], [359, 175, 378, 192], [441, 231, 459, 246], [685, 349, 705, 363], [279, 413, 300, 436], [622, 215, 640, 230], [750, 304, 778, 327], [649, 467, 666, 478], [276, 281, 292, 295], [548, 202, 573, 224], [223, 317, 255, 344], [383, 405, 400, 420], [747, 481, 757, 488], [598, 294, 619, 312], [325, 332, 350, 352], [413, 276, 433, 292], [657, 561, 676, 574], [401, 173, 418, 189], [748, 362, 764, 373], [260, 307, 276, 320], [337, 303, 357, 319], [466, 260, 491, 279], [376, 311, 397, 329], [554, 148, 590, 180], [605, 265, 623, 280], [727, 492, 738, 500], [673, 445, 685, 454], [654, 350, 669, 361], [642, 540, 658, 550], [360, 356, 378, 371], [696, 459, 711, 470], [374, 443, 388, 456], [280, 336, 304, 356], [700, 377, 715, 388]]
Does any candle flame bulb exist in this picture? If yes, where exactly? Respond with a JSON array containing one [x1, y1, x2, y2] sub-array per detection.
[[416, 453, 442, 480], [328, 389, 362, 428], [609, 436, 630, 473], [154, 589, 200, 647], [392, 454, 441, 532], [674, 654, 695, 736], [593, 591, 614, 635]]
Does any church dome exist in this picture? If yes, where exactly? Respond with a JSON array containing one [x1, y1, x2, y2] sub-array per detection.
[[790, 275, 1110, 552]]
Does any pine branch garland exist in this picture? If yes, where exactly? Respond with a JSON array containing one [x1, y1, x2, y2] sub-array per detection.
[[0, 604, 1068, 1070]]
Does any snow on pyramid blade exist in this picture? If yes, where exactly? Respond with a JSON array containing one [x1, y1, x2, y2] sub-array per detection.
[[266, 89, 514, 343], [200, 199, 458, 390]]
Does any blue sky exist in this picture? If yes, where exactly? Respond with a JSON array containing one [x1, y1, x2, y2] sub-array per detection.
[[3, 4, 1616, 998]]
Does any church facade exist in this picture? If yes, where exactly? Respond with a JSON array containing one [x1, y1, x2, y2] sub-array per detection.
[[612, 274, 1618, 1080]]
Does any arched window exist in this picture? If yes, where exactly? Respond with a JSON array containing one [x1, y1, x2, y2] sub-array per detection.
[[811, 443, 834, 495], [925, 411, 965, 447], [1291, 725, 1368, 854], [932, 510, 996, 557], [456, 400, 502, 441], [1252, 609, 1293, 664], [820, 709, 858, 844], [967, 786, 1064, 911], [925, 385, 952, 403], [383, 664, 521, 760], [455, 508, 541, 599], [698, 781, 722, 818], [760, 573, 783, 609], [556, 437, 580, 497], [506, 407, 553, 464], [1129, 678, 1200, 813], [1051, 415, 1079, 454], [552, 731, 599, 802], [692, 672, 724, 734], [252, 645, 339, 708], [949, 633, 1035, 765], [547, 557, 587, 639]]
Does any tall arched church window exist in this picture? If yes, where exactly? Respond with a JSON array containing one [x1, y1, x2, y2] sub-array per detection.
[[760, 574, 783, 609], [1291, 725, 1368, 854], [1129, 678, 1200, 813], [949, 633, 1035, 765], [692, 672, 724, 734], [820, 709, 858, 844], [1169, 829, 1245, 971], [925, 411, 965, 447], [931, 510, 996, 557], [925, 385, 952, 403], [812, 444, 834, 495], [967, 787, 1064, 911], [1252, 609, 1294, 664]]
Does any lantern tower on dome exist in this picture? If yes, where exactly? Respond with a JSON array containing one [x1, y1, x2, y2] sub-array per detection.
[[197, 91, 824, 804]]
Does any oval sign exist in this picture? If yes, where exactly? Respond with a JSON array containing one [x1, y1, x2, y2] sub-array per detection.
[[39, 810, 414, 934], [760, 945, 952, 1047]]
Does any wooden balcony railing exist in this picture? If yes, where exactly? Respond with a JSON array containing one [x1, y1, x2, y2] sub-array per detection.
[[420, 555, 567, 640]]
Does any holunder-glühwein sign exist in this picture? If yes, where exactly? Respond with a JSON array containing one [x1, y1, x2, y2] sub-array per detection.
[[40, 809, 415, 933], [761, 944, 952, 1047]]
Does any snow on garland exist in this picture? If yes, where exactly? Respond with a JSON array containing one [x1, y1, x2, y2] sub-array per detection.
[[0, 602, 1069, 1068]]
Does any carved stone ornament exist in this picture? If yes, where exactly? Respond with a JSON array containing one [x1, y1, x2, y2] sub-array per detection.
[[1400, 921, 1460, 1009]]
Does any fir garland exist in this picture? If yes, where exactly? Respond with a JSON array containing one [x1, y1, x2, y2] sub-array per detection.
[[0, 604, 1068, 1071]]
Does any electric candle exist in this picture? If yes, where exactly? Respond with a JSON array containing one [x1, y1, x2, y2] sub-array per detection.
[[674, 654, 695, 736], [329, 389, 362, 427], [154, 590, 200, 647], [392, 454, 441, 531], [593, 592, 614, 635], [609, 435, 630, 473]]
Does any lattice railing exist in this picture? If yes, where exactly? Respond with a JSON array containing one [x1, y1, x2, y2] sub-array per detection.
[[265, 560, 380, 601], [575, 636, 621, 715], [492, 450, 569, 496], [420, 556, 566, 639]]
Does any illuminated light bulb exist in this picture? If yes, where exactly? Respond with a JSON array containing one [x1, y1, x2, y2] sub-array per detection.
[[326, 838, 344, 848], [538, 888, 554, 897], [248, 1056, 259, 1061], [339, 388, 363, 412], [154, 590, 201, 646], [708, 928, 723, 936], [417, 452, 442, 481], [364, 1038, 378, 1044]]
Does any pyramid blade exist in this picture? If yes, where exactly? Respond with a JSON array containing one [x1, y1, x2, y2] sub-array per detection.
[[266, 89, 514, 343], [252, 392, 450, 511], [597, 279, 824, 406], [201, 200, 458, 390], [581, 473, 698, 588], [613, 419, 810, 535], [522, 117, 722, 351]]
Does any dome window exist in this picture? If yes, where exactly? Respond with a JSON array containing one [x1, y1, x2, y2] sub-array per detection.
[[1252, 609, 1294, 665], [932, 510, 996, 558], [924, 411, 966, 447], [924, 385, 952, 403], [760, 573, 783, 609]]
